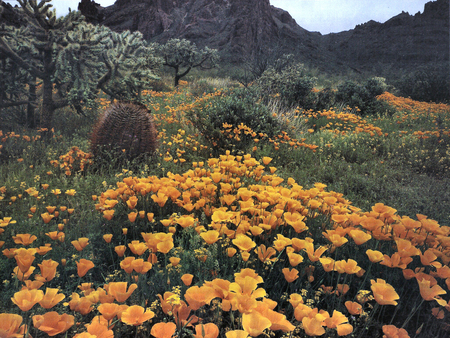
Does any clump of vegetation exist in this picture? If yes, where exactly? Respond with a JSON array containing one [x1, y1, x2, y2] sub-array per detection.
[[335, 77, 390, 115], [257, 63, 317, 109], [187, 88, 281, 154]]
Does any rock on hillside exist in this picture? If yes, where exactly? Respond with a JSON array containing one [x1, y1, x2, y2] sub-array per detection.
[[321, 0, 449, 72], [91, 0, 448, 73], [94, 0, 332, 66]]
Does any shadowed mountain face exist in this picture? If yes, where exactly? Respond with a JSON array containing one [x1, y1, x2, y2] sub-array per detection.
[[77, 0, 448, 73]]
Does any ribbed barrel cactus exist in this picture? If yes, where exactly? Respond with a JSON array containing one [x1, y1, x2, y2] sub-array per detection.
[[90, 101, 158, 161]]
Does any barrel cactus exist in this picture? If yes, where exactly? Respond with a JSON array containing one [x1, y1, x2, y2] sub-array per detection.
[[90, 101, 158, 162]]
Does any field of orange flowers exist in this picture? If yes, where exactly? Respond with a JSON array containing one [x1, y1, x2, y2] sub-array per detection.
[[0, 85, 450, 338]]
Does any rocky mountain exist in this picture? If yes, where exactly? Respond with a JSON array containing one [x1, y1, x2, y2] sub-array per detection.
[[320, 0, 449, 72], [88, 0, 448, 74]]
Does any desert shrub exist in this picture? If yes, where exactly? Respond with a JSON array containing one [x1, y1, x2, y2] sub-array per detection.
[[187, 88, 281, 154], [336, 77, 389, 115], [315, 87, 336, 111], [257, 63, 317, 109], [90, 101, 158, 165], [394, 65, 450, 103]]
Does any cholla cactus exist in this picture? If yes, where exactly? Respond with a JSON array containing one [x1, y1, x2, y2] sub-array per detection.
[[90, 102, 158, 162]]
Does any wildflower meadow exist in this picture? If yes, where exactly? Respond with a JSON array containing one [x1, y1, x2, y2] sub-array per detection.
[[1, 79, 450, 338]]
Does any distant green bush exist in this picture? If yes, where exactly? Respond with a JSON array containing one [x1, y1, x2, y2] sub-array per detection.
[[394, 65, 450, 103], [257, 63, 317, 109], [336, 77, 388, 115], [187, 88, 281, 154]]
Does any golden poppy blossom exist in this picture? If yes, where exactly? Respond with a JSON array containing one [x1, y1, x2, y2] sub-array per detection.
[[38, 259, 59, 282], [242, 311, 271, 337], [39, 288, 65, 309], [121, 305, 155, 326], [181, 273, 194, 286], [13, 233, 37, 246], [200, 230, 220, 244], [71, 238, 89, 252], [0, 313, 26, 337], [33, 311, 74, 336], [417, 278, 447, 304], [14, 248, 36, 274], [106, 282, 138, 302], [282, 268, 299, 283], [151, 322, 177, 338], [12, 289, 44, 311], [194, 323, 219, 338], [76, 259, 95, 277], [370, 279, 399, 306], [98, 303, 121, 321]]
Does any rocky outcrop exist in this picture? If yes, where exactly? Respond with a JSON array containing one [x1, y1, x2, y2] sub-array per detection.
[[94, 0, 328, 64], [320, 0, 449, 71]]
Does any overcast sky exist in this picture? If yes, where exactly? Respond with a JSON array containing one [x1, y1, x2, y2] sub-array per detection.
[[5, 0, 431, 34]]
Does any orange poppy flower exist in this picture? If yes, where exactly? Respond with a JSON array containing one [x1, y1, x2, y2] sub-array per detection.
[[151, 192, 168, 207], [0, 313, 26, 337], [68, 293, 93, 315], [121, 305, 155, 326], [102, 210, 114, 221], [194, 323, 219, 338], [302, 316, 326, 337], [33, 311, 74, 336], [226, 331, 249, 338], [366, 249, 384, 263], [103, 234, 113, 243], [106, 282, 138, 302], [41, 212, 55, 223], [227, 247, 237, 257], [151, 322, 177, 338], [324, 310, 353, 336], [200, 230, 220, 244], [370, 279, 399, 306], [120, 257, 135, 274], [126, 196, 138, 210], [11, 289, 44, 311], [13, 233, 37, 246], [334, 259, 361, 275], [71, 238, 89, 252], [256, 244, 277, 263], [382, 325, 410, 338], [184, 285, 219, 311], [14, 248, 36, 273], [233, 235, 256, 252], [282, 268, 299, 283], [157, 240, 174, 254], [36, 245, 52, 256], [39, 287, 65, 309], [242, 311, 271, 337], [349, 229, 372, 245], [287, 252, 304, 267], [131, 258, 152, 274], [181, 273, 194, 286], [128, 241, 148, 256], [24, 280, 44, 290], [98, 302, 121, 321], [76, 259, 95, 277], [417, 278, 447, 303], [86, 319, 114, 338], [13, 266, 35, 281], [344, 301, 363, 315], [114, 245, 126, 257]]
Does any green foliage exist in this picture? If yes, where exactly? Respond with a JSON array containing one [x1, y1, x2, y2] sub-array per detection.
[[187, 88, 281, 154], [156, 39, 220, 87], [257, 63, 317, 109], [394, 64, 450, 103], [335, 77, 388, 115], [0, 1, 161, 130]]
